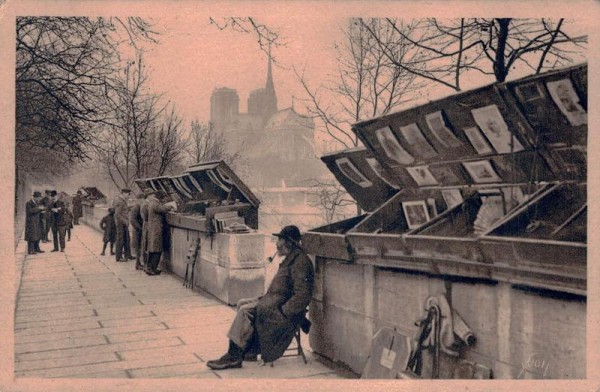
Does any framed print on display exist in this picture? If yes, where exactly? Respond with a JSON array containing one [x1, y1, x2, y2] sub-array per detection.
[[399, 123, 437, 159], [402, 200, 431, 229], [366, 157, 398, 188], [374, 126, 414, 165], [463, 160, 502, 184], [336, 157, 373, 188], [463, 126, 494, 155], [406, 165, 438, 186], [546, 79, 587, 126], [425, 111, 461, 148], [471, 105, 524, 153], [442, 189, 464, 209]]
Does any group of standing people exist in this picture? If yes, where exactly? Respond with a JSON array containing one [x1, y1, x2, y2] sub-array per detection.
[[25, 189, 83, 255], [101, 187, 175, 276]]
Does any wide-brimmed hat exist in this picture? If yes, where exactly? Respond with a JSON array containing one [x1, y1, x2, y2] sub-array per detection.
[[33, 191, 42, 197], [273, 225, 302, 245], [50, 190, 57, 197]]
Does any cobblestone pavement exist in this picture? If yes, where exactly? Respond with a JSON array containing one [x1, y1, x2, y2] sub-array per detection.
[[14, 224, 351, 379]]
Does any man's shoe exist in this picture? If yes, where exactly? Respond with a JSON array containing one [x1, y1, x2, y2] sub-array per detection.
[[244, 353, 258, 362], [28, 252, 36, 255], [145, 270, 157, 276], [207, 354, 242, 370], [51, 249, 58, 252], [101, 252, 105, 256], [35, 250, 45, 253], [110, 252, 115, 255], [60, 249, 64, 252]]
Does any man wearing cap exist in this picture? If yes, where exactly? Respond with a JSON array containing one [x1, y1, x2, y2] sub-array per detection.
[[145, 190, 176, 275], [129, 192, 145, 270], [113, 188, 134, 262], [49, 190, 68, 252], [25, 191, 45, 255], [207, 225, 314, 370]]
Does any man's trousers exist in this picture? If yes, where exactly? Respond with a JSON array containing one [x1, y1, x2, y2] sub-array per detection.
[[115, 223, 131, 261], [227, 298, 260, 351]]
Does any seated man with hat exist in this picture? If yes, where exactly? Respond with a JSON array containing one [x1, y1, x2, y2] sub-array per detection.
[[207, 225, 314, 370]]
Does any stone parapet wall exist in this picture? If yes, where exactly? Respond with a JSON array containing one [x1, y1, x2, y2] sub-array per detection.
[[309, 257, 586, 379]]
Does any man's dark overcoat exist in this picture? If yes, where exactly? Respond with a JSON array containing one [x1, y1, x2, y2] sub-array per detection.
[[25, 199, 43, 241], [255, 248, 314, 362], [146, 196, 172, 253], [72, 194, 83, 220]]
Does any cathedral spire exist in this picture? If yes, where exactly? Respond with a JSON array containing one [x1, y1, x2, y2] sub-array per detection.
[[264, 45, 278, 123]]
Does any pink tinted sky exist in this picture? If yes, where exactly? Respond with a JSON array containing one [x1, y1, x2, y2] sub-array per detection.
[[143, 13, 344, 124], [141, 11, 590, 129]]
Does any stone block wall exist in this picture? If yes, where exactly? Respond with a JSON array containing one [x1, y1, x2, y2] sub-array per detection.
[[310, 256, 586, 379]]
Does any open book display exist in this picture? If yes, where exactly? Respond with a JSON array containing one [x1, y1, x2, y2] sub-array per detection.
[[135, 160, 260, 232]]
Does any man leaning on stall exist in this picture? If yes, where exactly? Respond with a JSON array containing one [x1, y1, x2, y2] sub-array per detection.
[[207, 225, 314, 370]]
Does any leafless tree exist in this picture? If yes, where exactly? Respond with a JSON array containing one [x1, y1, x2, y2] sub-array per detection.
[[154, 107, 188, 176], [96, 51, 187, 188], [184, 119, 246, 171], [16, 17, 158, 165], [360, 18, 587, 93], [306, 179, 357, 226], [297, 18, 421, 151]]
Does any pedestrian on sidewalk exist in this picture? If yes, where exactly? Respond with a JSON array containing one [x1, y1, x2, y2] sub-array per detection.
[[129, 192, 144, 270], [72, 190, 83, 225], [113, 188, 134, 262], [64, 203, 74, 241], [145, 190, 175, 276], [140, 188, 155, 271], [49, 190, 68, 252], [40, 189, 52, 243], [100, 208, 116, 255], [207, 225, 314, 370], [25, 191, 45, 255]]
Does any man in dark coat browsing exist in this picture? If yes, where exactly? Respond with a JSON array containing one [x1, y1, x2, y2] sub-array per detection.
[[25, 191, 45, 254], [207, 225, 314, 370], [49, 190, 68, 252]]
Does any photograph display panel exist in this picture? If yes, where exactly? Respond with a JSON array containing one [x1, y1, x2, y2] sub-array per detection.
[[471, 105, 524, 153], [425, 111, 462, 148], [547, 78, 587, 126], [463, 160, 502, 183], [366, 157, 398, 189], [442, 189, 464, 209], [374, 126, 414, 165], [402, 200, 431, 229], [399, 123, 437, 159], [464, 126, 494, 155], [406, 165, 438, 186], [335, 157, 373, 188]]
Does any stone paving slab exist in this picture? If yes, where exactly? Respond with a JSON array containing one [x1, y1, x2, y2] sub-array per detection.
[[14, 223, 350, 379]]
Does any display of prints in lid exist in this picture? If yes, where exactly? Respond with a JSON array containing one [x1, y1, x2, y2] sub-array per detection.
[[471, 105, 524, 154], [507, 64, 587, 147], [399, 123, 437, 159], [546, 78, 587, 127], [424, 111, 462, 148], [185, 161, 260, 208], [402, 200, 431, 229], [374, 126, 414, 166], [462, 160, 502, 184], [321, 147, 399, 212], [406, 165, 438, 186]]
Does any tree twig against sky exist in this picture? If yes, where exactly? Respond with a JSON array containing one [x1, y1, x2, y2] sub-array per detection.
[[297, 18, 421, 150], [209, 17, 285, 61], [306, 178, 357, 226], [361, 18, 587, 93], [16, 16, 158, 178], [96, 51, 186, 188]]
